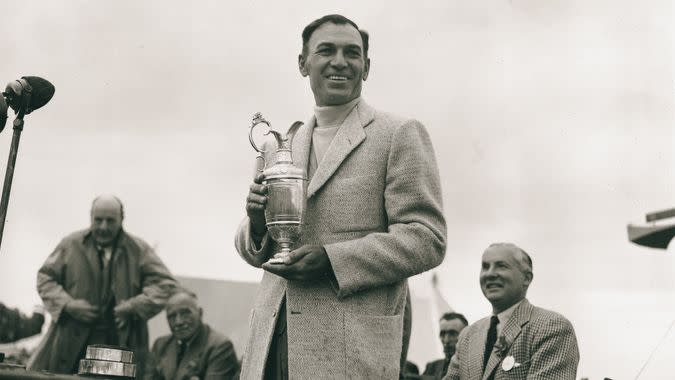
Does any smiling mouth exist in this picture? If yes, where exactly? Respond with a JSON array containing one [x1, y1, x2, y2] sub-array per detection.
[[485, 283, 503, 290], [327, 75, 348, 81]]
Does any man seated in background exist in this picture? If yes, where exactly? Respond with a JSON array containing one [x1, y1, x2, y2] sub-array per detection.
[[147, 289, 239, 380], [445, 243, 579, 380], [0, 303, 45, 343], [422, 312, 468, 379]]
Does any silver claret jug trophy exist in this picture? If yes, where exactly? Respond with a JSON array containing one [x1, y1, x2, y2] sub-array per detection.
[[248, 113, 307, 264]]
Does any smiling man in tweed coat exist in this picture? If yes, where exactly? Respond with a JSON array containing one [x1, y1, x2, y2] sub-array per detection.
[[444, 243, 579, 380], [234, 14, 446, 380]]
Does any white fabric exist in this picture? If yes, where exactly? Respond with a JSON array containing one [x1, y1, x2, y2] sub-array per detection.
[[311, 97, 360, 165]]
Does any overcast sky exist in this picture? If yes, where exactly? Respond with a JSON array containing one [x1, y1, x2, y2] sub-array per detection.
[[1, 1, 674, 378]]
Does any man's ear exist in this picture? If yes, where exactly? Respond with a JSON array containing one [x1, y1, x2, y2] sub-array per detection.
[[524, 271, 533, 287], [362, 57, 371, 81], [298, 54, 308, 77]]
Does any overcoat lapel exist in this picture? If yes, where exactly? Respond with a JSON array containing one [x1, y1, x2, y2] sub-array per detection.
[[482, 299, 534, 380], [306, 101, 374, 198], [82, 238, 102, 299], [163, 340, 179, 380], [469, 318, 490, 380]]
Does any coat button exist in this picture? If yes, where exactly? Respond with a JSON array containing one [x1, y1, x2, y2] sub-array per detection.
[[272, 310, 277, 317]]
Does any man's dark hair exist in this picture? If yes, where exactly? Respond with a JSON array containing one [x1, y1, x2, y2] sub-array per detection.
[[440, 312, 468, 326], [301, 14, 369, 58]]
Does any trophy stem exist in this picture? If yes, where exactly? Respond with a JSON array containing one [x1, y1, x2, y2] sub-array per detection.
[[278, 243, 292, 257], [266, 242, 293, 265]]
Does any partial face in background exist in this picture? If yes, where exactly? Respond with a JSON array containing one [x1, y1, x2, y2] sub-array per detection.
[[166, 293, 203, 341], [90, 196, 123, 246], [479, 244, 532, 313], [439, 318, 466, 358], [299, 22, 370, 106]]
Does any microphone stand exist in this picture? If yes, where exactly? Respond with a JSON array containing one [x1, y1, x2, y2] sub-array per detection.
[[0, 106, 26, 251]]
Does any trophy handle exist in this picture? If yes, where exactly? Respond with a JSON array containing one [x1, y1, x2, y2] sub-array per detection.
[[250, 113, 272, 172], [249, 112, 272, 154]]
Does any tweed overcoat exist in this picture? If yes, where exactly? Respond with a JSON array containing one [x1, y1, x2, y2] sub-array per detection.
[[148, 324, 240, 380], [29, 229, 177, 374], [444, 299, 579, 380], [235, 100, 447, 379]]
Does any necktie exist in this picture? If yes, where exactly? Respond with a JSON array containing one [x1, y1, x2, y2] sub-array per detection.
[[97, 248, 112, 305], [483, 315, 499, 372], [177, 341, 187, 364]]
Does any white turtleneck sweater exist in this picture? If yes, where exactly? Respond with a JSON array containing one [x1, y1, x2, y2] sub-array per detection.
[[309, 97, 361, 178]]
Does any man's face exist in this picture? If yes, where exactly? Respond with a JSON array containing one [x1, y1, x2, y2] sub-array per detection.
[[90, 200, 122, 247], [166, 294, 202, 341], [299, 22, 370, 106], [479, 246, 532, 313], [439, 318, 466, 358]]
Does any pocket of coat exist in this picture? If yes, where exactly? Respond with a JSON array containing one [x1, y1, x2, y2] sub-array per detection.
[[344, 312, 403, 379]]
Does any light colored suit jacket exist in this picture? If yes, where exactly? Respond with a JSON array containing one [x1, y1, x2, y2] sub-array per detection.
[[235, 100, 447, 379], [444, 299, 579, 380]]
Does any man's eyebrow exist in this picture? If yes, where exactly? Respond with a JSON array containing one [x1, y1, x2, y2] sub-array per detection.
[[482, 260, 508, 265], [315, 42, 336, 49], [314, 42, 362, 51], [344, 44, 362, 51]]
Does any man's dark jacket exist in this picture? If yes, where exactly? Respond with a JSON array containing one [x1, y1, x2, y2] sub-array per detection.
[[148, 324, 239, 380]]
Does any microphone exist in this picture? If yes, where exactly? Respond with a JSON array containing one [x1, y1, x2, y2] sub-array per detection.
[[0, 76, 54, 251], [0, 96, 6, 132], [0, 76, 54, 132]]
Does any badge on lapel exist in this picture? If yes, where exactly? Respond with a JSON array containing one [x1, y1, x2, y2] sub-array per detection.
[[501, 356, 522, 371]]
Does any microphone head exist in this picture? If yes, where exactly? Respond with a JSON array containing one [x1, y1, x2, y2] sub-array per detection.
[[0, 95, 6, 132], [21, 76, 55, 114], [3, 76, 55, 115]]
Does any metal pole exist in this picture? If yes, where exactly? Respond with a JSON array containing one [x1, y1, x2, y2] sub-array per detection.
[[0, 117, 24, 251]]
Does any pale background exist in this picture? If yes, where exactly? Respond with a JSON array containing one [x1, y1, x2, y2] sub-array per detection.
[[1, 1, 674, 379]]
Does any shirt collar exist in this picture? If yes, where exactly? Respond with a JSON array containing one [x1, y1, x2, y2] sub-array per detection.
[[313, 97, 360, 128], [495, 299, 524, 325]]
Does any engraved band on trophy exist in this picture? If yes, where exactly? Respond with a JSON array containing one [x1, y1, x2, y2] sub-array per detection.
[[248, 112, 307, 263]]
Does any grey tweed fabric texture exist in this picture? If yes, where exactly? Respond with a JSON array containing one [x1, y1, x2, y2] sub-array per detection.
[[444, 299, 580, 380], [235, 100, 447, 379]]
